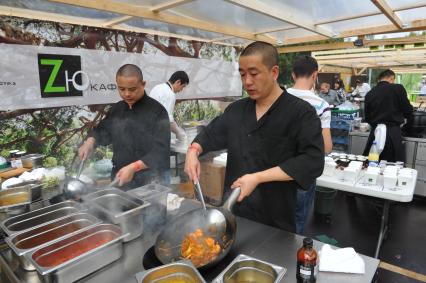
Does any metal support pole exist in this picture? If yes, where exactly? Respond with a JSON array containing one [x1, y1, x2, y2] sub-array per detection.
[[374, 200, 390, 258]]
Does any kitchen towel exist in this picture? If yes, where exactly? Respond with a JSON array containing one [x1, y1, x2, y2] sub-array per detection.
[[374, 124, 387, 153], [319, 244, 365, 274]]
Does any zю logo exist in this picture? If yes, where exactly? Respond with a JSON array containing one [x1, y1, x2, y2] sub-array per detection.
[[38, 54, 89, 98]]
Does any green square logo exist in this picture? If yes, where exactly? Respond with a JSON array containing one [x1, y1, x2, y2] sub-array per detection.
[[38, 54, 86, 98]]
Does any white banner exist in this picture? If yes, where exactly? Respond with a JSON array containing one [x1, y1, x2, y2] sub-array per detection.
[[0, 44, 242, 111]]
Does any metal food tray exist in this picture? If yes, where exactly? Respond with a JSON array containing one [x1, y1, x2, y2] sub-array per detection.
[[128, 184, 172, 230], [5, 213, 101, 271], [26, 224, 126, 283], [135, 260, 206, 283], [0, 186, 32, 214], [212, 254, 286, 283], [5, 181, 43, 202], [0, 200, 84, 236], [82, 188, 150, 242]]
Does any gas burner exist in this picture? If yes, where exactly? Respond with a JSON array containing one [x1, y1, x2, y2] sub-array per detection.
[[142, 246, 163, 270]]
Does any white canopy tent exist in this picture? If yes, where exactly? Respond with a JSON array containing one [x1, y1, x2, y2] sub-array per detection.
[[1, 0, 426, 47]]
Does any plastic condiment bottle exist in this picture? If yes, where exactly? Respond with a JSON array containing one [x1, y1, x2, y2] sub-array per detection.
[[9, 150, 19, 168], [14, 151, 26, 168], [297, 237, 318, 283], [368, 141, 380, 167]]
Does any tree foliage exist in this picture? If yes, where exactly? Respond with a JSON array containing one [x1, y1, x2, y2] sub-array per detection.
[[0, 17, 230, 166]]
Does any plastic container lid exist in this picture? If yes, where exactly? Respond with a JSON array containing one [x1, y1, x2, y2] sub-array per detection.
[[15, 151, 27, 157]]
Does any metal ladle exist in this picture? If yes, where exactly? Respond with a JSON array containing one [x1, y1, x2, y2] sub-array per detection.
[[63, 159, 88, 200]]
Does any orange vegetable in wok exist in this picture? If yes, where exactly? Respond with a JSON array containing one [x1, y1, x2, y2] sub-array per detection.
[[181, 229, 221, 267]]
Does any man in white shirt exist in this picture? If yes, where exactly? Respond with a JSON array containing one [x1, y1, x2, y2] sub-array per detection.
[[287, 55, 332, 234], [420, 78, 426, 96], [352, 79, 371, 98], [149, 71, 189, 142]]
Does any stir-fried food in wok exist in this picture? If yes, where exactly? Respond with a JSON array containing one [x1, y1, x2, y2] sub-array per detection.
[[181, 229, 221, 267]]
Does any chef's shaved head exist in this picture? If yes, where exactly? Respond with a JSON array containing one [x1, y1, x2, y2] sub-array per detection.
[[116, 64, 144, 82], [240, 41, 279, 69]]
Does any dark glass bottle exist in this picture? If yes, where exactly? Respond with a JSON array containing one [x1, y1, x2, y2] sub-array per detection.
[[296, 237, 318, 283]]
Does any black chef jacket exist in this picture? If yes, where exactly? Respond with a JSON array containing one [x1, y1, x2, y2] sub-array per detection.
[[193, 90, 324, 232], [363, 81, 413, 162], [89, 94, 171, 189]]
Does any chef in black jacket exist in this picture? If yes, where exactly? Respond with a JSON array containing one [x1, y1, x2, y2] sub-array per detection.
[[363, 69, 413, 162], [185, 41, 324, 232], [78, 64, 170, 189]]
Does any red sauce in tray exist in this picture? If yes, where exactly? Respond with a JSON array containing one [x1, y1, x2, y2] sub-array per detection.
[[16, 222, 90, 249], [33, 231, 117, 267]]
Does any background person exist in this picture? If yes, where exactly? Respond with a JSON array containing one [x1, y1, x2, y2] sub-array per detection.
[[334, 79, 346, 102], [363, 69, 413, 162], [419, 77, 426, 96], [149, 71, 189, 143], [287, 55, 332, 234], [352, 79, 371, 98], [78, 64, 170, 189], [319, 82, 340, 106]]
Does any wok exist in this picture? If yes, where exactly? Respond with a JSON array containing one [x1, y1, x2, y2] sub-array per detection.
[[155, 188, 240, 269]]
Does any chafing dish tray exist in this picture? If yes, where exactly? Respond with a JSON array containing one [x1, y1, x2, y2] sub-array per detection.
[[0, 200, 83, 236], [135, 260, 206, 283], [26, 223, 126, 283], [5, 181, 42, 201], [212, 254, 286, 283], [82, 188, 150, 242], [5, 213, 101, 271], [0, 187, 32, 215]]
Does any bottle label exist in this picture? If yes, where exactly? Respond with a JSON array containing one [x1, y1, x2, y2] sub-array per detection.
[[300, 265, 312, 276], [297, 262, 317, 279]]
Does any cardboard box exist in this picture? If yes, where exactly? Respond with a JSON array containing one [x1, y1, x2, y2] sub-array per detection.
[[416, 96, 426, 103], [176, 181, 195, 199], [199, 161, 225, 206]]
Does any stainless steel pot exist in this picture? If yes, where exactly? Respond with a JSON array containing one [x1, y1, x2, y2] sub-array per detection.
[[412, 110, 426, 127], [154, 188, 240, 269], [21, 154, 44, 169]]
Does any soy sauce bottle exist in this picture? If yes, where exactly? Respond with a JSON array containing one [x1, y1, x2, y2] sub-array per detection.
[[296, 237, 318, 282]]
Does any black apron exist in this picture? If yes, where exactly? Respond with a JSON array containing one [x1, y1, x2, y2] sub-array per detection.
[[362, 124, 404, 162]]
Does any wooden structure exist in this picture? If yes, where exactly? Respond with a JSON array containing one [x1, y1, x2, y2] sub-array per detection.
[[0, 0, 425, 47]]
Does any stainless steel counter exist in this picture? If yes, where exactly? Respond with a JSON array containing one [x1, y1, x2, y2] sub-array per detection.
[[0, 201, 379, 283], [349, 130, 426, 143]]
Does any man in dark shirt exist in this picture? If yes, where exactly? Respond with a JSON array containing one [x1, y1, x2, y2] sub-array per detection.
[[185, 42, 324, 232], [363, 69, 413, 162], [78, 64, 170, 189]]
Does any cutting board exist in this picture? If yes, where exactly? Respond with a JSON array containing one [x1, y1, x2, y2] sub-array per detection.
[[0, 167, 29, 179]]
